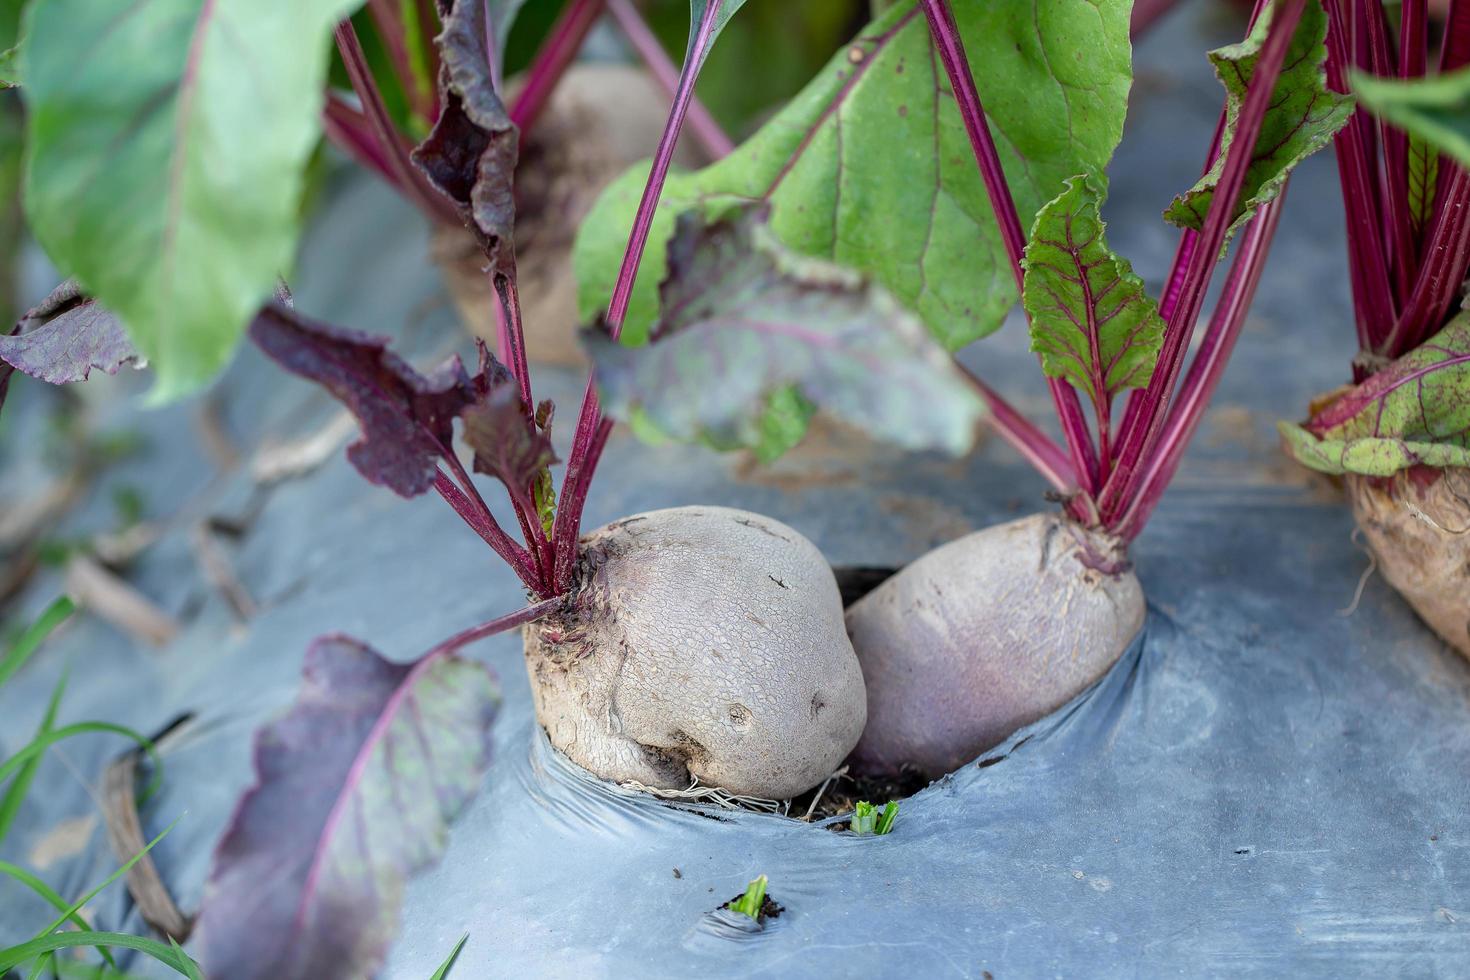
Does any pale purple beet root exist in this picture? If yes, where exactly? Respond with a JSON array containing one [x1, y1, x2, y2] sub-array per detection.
[[1348, 470, 1470, 661], [523, 505, 867, 799], [845, 512, 1145, 778]]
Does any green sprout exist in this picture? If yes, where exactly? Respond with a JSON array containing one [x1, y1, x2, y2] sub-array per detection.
[[850, 800, 899, 835], [729, 874, 768, 920]]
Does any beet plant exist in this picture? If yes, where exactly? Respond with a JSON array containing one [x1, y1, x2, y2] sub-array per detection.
[[1277, 0, 1470, 659], [0, 0, 983, 972], [574, 0, 1352, 777]]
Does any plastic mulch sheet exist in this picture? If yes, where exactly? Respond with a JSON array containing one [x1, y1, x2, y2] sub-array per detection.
[[1, 4, 1466, 976]]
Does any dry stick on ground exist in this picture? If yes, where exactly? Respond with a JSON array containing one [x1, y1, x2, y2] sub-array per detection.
[[63, 555, 179, 648], [191, 523, 258, 622], [102, 718, 194, 943]]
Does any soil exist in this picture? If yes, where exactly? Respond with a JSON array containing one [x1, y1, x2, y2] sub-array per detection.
[[786, 766, 932, 826]]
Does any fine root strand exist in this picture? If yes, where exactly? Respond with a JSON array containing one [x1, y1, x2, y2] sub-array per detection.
[[800, 765, 849, 822], [619, 777, 785, 814], [1338, 526, 1378, 618], [1401, 491, 1470, 536]]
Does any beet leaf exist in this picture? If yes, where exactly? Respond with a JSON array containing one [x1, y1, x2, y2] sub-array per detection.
[[249, 305, 480, 498], [19, 0, 362, 399], [1280, 310, 1470, 476], [585, 205, 983, 455], [1350, 66, 1470, 167], [572, 0, 1132, 350], [0, 281, 143, 385], [195, 633, 499, 980], [1023, 175, 1164, 429], [1405, 132, 1441, 238], [412, 0, 519, 274], [462, 383, 557, 519], [1164, 0, 1352, 243]]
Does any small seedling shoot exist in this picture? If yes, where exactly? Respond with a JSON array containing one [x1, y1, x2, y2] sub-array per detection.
[[728, 874, 769, 921], [1278, 0, 1470, 658], [849, 800, 900, 836]]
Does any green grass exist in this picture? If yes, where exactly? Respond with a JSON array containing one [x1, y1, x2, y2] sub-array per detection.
[[0, 599, 200, 979], [428, 933, 469, 980]]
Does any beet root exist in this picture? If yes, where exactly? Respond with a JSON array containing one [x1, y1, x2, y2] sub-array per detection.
[[523, 506, 867, 799], [845, 512, 1145, 778], [1348, 470, 1470, 660]]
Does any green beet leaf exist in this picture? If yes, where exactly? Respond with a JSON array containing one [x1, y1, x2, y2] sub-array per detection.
[[585, 205, 984, 457], [686, 1, 749, 74], [1406, 130, 1441, 237], [20, 0, 363, 400], [1024, 174, 1164, 413], [1279, 311, 1470, 476], [1352, 66, 1470, 170], [573, 0, 1132, 350], [1165, 0, 1353, 243]]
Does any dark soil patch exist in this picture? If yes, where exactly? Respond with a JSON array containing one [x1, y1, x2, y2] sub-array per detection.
[[787, 765, 931, 826]]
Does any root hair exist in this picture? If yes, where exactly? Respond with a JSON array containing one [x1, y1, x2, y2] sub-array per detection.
[[618, 776, 787, 814], [1338, 526, 1378, 618]]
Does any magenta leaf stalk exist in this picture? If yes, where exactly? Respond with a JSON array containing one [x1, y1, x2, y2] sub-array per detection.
[[1441, 0, 1470, 74], [550, 0, 734, 593], [1382, 167, 1470, 355], [1323, 0, 1397, 355], [1130, 0, 1182, 37], [1361, 0, 1417, 299], [367, 0, 434, 124], [334, 20, 460, 226], [1099, 0, 1308, 525], [919, 0, 1099, 493], [606, 0, 735, 160], [433, 469, 541, 588], [423, 596, 566, 660], [959, 366, 1078, 496], [508, 0, 606, 131], [1115, 198, 1284, 539], [322, 93, 401, 188]]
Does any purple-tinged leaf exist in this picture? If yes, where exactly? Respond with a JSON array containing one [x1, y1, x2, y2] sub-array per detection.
[[0, 281, 143, 385], [194, 635, 499, 980], [462, 382, 558, 506], [1165, 0, 1352, 243], [0, 326, 16, 416], [1024, 175, 1165, 410], [585, 205, 984, 456], [1280, 311, 1470, 475], [248, 305, 478, 497], [412, 0, 519, 274]]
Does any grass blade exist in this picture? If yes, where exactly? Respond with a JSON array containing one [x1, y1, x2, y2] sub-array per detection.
[[0, 931, 199, 975], [0, 597, 75, 689], [0, 862, 115, 968], [428, 933, 469, 980], [0, 722, 161, 795], [168, 938, 204, 980], [0, 669, 69, 846], [33, 816, 181, 940]]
